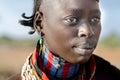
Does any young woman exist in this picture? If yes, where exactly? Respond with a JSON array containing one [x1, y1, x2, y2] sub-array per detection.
[[9, 0, 120, 80]]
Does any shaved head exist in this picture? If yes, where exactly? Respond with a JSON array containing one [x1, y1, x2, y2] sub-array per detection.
[[39, 0, 99, 14], [20, 0, 99, 34]]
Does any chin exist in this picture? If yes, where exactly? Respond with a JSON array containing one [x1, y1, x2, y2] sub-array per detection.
[[80, 55, 92, 64], [70, 55, 91, 64], [79, 58, 90, 64]]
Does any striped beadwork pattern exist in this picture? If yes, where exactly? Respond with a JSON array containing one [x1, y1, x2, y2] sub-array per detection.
[[26, 40, 97, 80]]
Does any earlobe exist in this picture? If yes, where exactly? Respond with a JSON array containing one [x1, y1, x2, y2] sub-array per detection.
[[34, 11, 43, 33]]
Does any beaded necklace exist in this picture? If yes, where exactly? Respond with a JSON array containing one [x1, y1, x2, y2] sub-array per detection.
[[32, 38, 96, 80], [21, 38, 96, 80]]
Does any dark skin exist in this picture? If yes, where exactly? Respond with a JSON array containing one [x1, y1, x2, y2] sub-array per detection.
[[35, 0, 101, 64]]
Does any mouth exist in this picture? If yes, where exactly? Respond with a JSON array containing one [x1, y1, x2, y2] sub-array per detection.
[[73, 45, 95, 56]]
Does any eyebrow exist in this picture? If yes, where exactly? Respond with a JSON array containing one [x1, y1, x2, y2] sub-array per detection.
[[69, 8, 101, 16], [90, 9, 101, 14], [70, 8, 83, 13], [69, 9, 83, 15], [69, 8, 100, 13]]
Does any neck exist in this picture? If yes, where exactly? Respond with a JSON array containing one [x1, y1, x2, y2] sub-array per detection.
[[41, 45, 80, 79], [31, 40, 96, 80]]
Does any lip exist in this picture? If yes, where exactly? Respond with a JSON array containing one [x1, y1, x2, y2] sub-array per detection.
[[73, 46, 94, 56]]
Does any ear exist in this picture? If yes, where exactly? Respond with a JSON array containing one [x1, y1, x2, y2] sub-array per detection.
[[34, 11, 43, 33]]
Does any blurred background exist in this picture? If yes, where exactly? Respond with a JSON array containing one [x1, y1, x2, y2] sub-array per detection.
[[0, 0, 120, 80]]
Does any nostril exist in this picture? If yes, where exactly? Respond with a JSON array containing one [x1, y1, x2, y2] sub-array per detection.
[[80, 34, 86, 37], [78, 32, 87, 38]]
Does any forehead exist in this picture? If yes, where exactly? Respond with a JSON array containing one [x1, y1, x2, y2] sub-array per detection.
[[41, 0, 98, 8], [56, 0, 98, 8], [40, 0, 100, 16]]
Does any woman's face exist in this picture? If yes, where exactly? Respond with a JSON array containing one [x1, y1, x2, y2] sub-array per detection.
[[40, 0, 101, 64]]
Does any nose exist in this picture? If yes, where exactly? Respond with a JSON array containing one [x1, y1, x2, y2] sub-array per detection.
[[78, 22, 94, 38]]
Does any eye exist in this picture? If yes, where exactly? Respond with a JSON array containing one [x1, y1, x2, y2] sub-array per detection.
[[89, 17, 100, 24], [64, 16, 79, 25]]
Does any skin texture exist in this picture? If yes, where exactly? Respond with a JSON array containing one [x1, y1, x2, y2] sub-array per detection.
[[35, 0, 101, 64]]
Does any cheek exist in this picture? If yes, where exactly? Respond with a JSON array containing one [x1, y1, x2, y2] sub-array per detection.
[[43, 26, 66, 48], [94, 25, 101, 39]]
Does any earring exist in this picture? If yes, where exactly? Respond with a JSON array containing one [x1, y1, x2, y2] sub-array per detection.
[[39, 32, 43, 54]]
